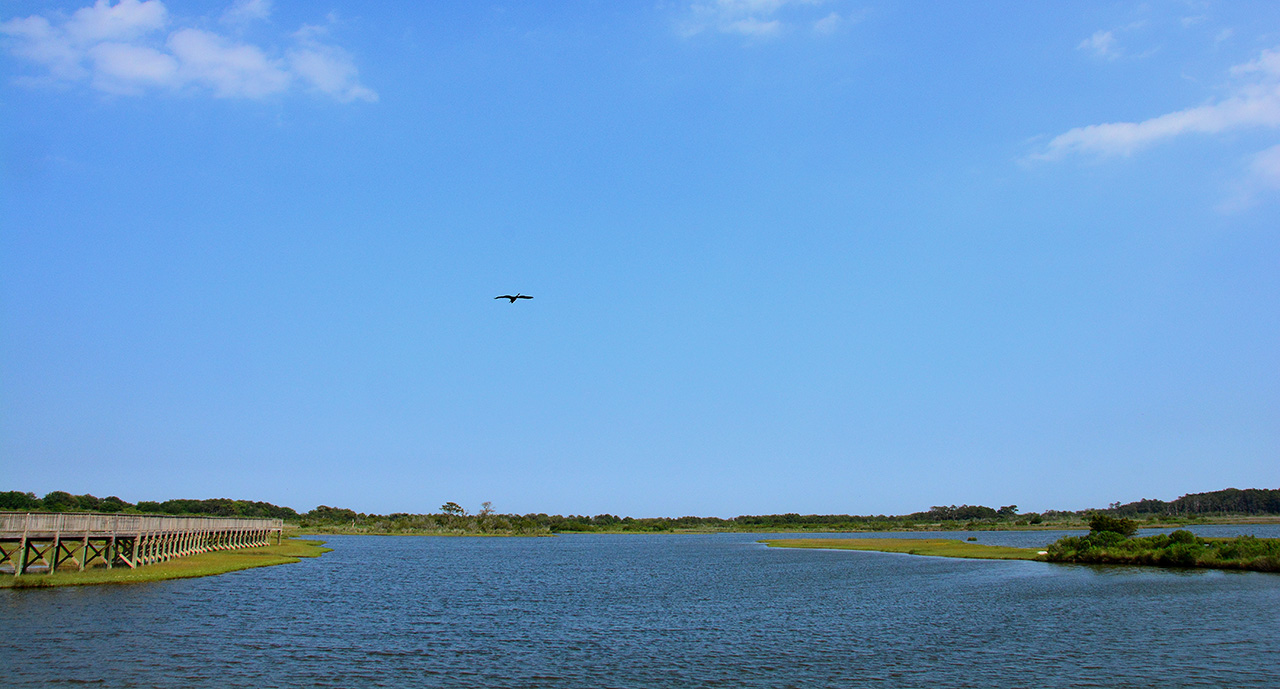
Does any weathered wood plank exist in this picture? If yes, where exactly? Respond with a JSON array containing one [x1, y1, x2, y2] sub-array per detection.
[[1, 512, 284, 575]]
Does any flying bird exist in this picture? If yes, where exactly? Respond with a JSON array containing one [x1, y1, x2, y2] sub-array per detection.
[[495, 293, 533, 303]]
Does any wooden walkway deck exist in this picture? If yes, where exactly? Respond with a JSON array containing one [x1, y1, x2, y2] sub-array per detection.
[[0, 512, 284, 575]]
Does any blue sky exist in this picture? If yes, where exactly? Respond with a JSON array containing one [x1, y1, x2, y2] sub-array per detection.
[[2, 0, 1277, 517]]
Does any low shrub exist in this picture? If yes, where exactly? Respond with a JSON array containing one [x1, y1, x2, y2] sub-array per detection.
[[1045, 531, 1278, 572]]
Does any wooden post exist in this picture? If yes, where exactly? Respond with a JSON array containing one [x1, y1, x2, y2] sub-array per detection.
[[106, 515, 116, 569], [15, 513, 30, 576], [49, 513, 63, 574]]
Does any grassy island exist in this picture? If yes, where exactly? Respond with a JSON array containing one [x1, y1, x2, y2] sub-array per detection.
[[761, 538, 1042, 561], [1, 538, 331, 589], [1044, 514, 1280, 572], [765, 516, 1280, 574]]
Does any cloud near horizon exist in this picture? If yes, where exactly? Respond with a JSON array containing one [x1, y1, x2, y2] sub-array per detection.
[[0, 0, 376, 102]]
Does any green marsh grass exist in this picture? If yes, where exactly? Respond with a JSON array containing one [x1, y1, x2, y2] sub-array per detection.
[[761, 538, 1043, 561]]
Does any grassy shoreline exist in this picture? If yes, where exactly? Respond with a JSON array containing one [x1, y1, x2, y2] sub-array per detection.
[[1, 538, 331, 589]]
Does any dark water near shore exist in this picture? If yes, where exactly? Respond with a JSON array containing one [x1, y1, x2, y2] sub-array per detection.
[[3, 526, 1279, 688]]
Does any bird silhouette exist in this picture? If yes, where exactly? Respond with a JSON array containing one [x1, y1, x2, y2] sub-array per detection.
[[495, 293, 533, 303]]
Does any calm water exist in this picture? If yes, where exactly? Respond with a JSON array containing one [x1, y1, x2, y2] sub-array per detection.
[[3, 526, 1279, 688]]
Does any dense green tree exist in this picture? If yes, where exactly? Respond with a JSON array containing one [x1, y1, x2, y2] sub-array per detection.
[[0, 491, 39, 510], [306, 505, 359, 523], [1088, 512, 1138, 538], [100, 496, 131, 512], [0, 491, 41, 510], [42, 491, 78, 511], [71, 493, 102, 511], [913, 504, 1000, 521]]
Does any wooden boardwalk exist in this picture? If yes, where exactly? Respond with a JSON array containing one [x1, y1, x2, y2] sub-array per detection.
[[0, 512, 284, 575]]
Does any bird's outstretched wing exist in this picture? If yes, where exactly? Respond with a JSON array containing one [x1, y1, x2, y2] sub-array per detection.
[[495, 295, 514, 300], [516, 295, 533, 300]]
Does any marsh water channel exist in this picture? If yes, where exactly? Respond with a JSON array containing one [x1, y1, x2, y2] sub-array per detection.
[[3, 526, 1279, 688]]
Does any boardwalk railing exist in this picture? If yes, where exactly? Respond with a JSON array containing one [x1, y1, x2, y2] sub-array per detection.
[[0, 512, 284, 576]]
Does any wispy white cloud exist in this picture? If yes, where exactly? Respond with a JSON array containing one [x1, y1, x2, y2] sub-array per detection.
[[88, 40, 177, 93], [168, 27, 289, 98], [1249, 143, 1280, 188], [812, 12, 841, 35], [723, 16, 781, 37], [1231, 47, 1280, 80], [1078, 30, 1120, 60], [2, 15, 87, 80], [66, 0, 167, 44], [1075, 19, 1160, 62], [221, 0, 271, 27], [1035, 46, 1280, 160], [0, 0, 374, 102], [1219, 143, 1280, 211], [679, 0, 855, 39], [812, 10, 864, 36], [288, 23, 377, 103], [1039, 44, 1280, 207]]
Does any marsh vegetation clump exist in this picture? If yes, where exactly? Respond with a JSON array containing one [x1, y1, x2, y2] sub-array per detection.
[[1045, 515, 1280, 572]]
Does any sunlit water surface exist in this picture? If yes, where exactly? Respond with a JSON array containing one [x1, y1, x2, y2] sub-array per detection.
[[3, 526, 1278, 688]]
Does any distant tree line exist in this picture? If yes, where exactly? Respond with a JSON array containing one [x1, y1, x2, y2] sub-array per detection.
[[3, 487, 1277, 533], [1106, 488, 1280, 517], [0, 491, 300, 520], [300, 502, 550, 535]]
